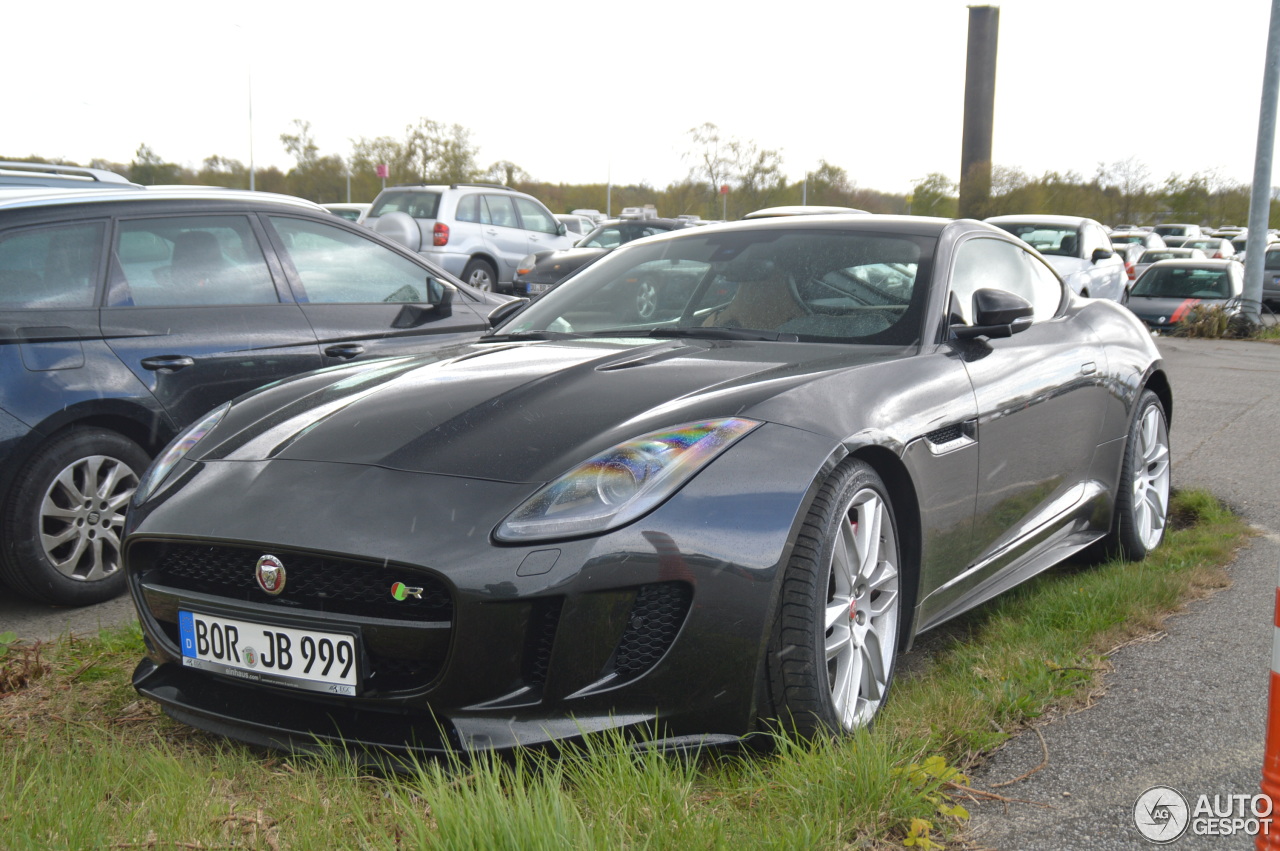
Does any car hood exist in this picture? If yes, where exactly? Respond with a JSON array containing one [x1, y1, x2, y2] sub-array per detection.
[[202, 339, 901, 483], [529, 246, 608, 275]]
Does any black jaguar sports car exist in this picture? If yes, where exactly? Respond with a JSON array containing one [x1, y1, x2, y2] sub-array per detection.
[[124, 215, 1171, 759]]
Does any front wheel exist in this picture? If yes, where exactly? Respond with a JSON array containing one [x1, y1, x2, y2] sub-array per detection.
[[0, 428, 149, 605], [764, 460, 903, 737], [462, 259, 497, 292], [1105, 390, 1171, 560], [634, 276, 662, 321]]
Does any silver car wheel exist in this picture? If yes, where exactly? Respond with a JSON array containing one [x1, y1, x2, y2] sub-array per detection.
[[39, 454, 138, 582], [636, 278, 659, 320], [1132, 403, 1171, 551], [826, 487, 900, 729], [469, 269, 493, 291]]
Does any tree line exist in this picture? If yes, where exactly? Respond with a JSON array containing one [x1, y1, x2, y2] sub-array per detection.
[[8, 119, 1278, 228]]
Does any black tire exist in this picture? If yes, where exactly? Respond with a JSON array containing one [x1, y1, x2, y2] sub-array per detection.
[[763, 460, 903, 738], [462, 259, 498, 292], [1103, 390, 1171, 561], [0, 428, 149, 605]]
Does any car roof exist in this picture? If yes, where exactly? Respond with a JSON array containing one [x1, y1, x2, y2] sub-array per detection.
[[611, 213, 975, 243], [985, 214, 1099, 227], [743, 205, 870, 219], [0, 187, 326, 213]]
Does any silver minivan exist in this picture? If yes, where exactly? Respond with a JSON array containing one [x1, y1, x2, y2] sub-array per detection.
[[366, 183, 574, 293]]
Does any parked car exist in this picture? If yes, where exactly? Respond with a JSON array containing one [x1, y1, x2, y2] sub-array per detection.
[[0, 187, 513, 606], [744, 205, 870, 219], [618, 205, 659, 220], [1179, 237, 1235, 260], [365, 183, 575, 294], [1262, 244, 1280, 309], [512, 218, 695, 298], [1107, 230, 1165, 252], [125, 214, 1170, 761], [570, 208, 606, 225], [1123, 259, 1244, 331], [985, 214, 1127, 300], [0, 160, 140, 191], [322, 202, 371, 224], [1152, 223, 1203, 240], [1131, 247, 1208, 284], [554, 213, 596, 238]]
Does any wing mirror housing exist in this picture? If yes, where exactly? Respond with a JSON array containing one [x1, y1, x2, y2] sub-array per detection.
[[951, 288, 1035, 340], [1091, 247, 1114, 264], [557, 222, 568, 237], [487, 298, 530, 328]]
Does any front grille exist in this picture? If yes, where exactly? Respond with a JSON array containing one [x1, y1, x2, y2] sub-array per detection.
[[133, 540, 454, 695], [137, 541, 452, 621], [611, 582, 692, 679]]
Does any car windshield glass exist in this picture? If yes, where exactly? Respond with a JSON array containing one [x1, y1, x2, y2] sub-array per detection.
[[1111, 234, 1142, 244], [495, 228, 936, 346], [1131, 267, 1231, 298], [1138, 251, 1179, 263], [991, 224, 1079, 257], [368, 191, 441, 220]]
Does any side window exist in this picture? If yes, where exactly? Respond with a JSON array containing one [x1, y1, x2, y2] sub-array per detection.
[[1082, 224, 1110, 257], [456, 194, 489, 224], [0, 222, 104, 308], [270, 216, 443, 304], [484, 195, 519, 229], [583, 228, 623, 249], [109, 216, 277, 307], [950, 238, 1060, 324], [513, 197, 558, 235]]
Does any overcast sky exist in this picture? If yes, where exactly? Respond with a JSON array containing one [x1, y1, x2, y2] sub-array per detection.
[[7, 0, 1277, 194]]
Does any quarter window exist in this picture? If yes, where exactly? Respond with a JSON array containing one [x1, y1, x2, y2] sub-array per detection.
[[455, 194, 490, 224], [0, 222, 104, 308], [271, 216, 443, 304], [109, 216, 277, 307]]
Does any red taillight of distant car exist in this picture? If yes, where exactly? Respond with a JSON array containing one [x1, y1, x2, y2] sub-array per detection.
[[1126, 262, 1136, 281], [433, 223, 449, 246]]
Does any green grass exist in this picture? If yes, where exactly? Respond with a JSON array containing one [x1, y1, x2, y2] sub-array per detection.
[[0, 490, 1250, 850]]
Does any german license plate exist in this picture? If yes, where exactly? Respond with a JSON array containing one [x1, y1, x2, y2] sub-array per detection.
[[178, 610, 358, 696]]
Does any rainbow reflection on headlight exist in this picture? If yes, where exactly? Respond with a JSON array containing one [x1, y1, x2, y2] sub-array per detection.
[[496, 418, 761, 542]]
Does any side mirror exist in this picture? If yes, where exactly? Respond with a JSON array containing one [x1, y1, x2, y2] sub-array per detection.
[[556, 222, 568, 237], [487, 298, 530, 328], [1091, 247, 1114, 264], [951, 288, 1034, 340]]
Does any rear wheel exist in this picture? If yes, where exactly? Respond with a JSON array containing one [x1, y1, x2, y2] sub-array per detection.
[[0, 428, 148, 605], [1105, 390, 1170, 560], [764, 460, 902, 737], [463, 259, 497, 292]]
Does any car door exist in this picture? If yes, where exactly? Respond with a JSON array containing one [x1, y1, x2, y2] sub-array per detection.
[[0, 219, 154, 432], [100, 214, 323, 429], [513, 197, 571, 254], [265, 214, 490, 364], [1081, 222, 1125, 300], [479, 195, 531, 282], [928, 236, 1109, 615]]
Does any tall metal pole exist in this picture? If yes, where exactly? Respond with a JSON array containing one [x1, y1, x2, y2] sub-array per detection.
[[959, 5, 999, 219], [248, 64, 255, 191], [1244, 0, 1280, 323]]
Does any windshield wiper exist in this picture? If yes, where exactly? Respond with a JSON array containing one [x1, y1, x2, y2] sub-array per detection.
[[646, 326, 799, 342], [481, 330, 579, 342]]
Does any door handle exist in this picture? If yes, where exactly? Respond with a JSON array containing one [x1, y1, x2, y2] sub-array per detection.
[[1081, 362, 1097, 375], [140, 355, 195, 371], [325, 343, 365, 359]]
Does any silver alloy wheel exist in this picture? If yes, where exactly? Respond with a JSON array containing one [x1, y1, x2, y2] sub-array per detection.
[[826, 487, 900, 729], [636, 278, 659, 320], [39, 454, 139, 581], [1133, 403, 1171, 551], [468, 268, 494, 291]]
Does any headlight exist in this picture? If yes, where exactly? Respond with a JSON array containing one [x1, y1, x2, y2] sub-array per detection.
[[495, 417, 761, 542], [515, 254, 538, 276], [133, 402, 230, 506]]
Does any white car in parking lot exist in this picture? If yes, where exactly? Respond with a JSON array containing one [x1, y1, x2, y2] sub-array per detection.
[[985, 214, 1127, 300]]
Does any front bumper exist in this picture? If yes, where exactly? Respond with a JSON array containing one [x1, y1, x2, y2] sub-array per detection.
[[125, 425, 835, 758]]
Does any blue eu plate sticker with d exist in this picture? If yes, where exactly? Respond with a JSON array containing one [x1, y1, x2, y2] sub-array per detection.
[[178, 610, 196, 658]]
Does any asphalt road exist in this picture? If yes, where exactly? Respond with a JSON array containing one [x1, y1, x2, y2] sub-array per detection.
[[1, 335, 1277, 850], [966, 335, 1280, 850]]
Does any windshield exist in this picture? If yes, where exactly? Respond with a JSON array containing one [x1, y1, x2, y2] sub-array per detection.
[[992, 224, 1080, 257], [495, 228, 936, 346], [1131, 266, 1233, 298]]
